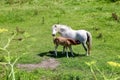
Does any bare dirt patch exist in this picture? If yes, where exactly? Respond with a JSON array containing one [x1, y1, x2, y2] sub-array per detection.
[[17, 58, 59, 71]]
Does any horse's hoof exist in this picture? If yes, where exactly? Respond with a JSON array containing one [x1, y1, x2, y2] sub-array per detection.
[[66, 56, 69, 58], [55, 55, 57, 57], [86, 54, 89, 56]]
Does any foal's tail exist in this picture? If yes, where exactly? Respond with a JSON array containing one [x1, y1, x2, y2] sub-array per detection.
[[67, 39, 78, 45], [86, 32, 92, 55]]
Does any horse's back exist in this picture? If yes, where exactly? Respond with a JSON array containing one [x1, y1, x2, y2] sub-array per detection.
[[77, 30, 87, 33]]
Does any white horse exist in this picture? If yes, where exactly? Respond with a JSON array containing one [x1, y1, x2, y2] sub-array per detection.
[[52, 24, 92, 56]]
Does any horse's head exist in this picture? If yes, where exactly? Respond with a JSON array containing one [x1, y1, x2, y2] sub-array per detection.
[[52, 24, 71, 37], [52, 24, 59, 36]]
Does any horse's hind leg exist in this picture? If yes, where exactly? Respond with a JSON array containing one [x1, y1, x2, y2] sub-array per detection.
[[82, 43, 88, 56], [86, 42, 90, 55]]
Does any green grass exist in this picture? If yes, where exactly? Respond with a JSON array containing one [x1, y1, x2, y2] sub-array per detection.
[[0, 0, 120, 80]]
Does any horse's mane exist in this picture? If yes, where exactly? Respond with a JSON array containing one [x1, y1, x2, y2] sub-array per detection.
[[56, 24, 72, 30], [58, 24, 72, 30]]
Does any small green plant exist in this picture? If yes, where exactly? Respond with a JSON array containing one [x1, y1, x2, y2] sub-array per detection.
[[5, 0, 34, 5], [0, 30, 25, 80], [86, 61, 120, 80], [102, 0, 120, 2]]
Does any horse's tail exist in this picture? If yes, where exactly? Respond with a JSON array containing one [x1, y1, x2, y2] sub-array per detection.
[[86, 32, 92, 55]]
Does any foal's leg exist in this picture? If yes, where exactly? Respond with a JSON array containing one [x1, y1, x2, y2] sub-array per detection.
[[65, 47, 69, 58], [62, 46, 65, 54], [69, 46, 74, 56], [82, 42, 88, 56], [54, 45, 58, 57]]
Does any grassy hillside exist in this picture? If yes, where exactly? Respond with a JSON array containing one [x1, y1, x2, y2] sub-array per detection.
[[0, 0, 120, 80]]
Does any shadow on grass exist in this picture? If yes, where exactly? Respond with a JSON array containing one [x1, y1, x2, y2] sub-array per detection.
[[37, 51, 86, 58]]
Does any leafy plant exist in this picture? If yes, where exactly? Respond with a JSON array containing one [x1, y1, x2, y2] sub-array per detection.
[[86, 61, 120, 80], [0, 30, 26, 80]]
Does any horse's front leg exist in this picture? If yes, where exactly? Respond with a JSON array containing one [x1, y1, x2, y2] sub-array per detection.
[[54, 45, 58, 57], [69, 46, 74, 57], [82, 43, 88, 56]]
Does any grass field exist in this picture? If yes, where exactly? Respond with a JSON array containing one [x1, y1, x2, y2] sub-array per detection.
[[0, 0, 120, 80]]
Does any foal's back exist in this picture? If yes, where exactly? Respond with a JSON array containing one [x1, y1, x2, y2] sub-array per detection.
[[54, 37, 79, 46]]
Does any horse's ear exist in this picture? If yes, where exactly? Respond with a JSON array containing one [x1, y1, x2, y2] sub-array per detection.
[[55, 25, 57, 27]]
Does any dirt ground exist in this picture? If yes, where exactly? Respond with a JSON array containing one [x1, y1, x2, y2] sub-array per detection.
[[17, 58, 60, 71]]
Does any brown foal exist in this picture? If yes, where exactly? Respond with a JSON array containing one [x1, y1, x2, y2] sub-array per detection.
[[53, 36, 80, 58]]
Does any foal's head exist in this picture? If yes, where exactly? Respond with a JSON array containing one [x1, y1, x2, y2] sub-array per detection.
[[53, 37, 67, 45]]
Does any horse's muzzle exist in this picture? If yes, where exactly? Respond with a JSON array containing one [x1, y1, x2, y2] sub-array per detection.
[[52, 34, 55, 36]]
